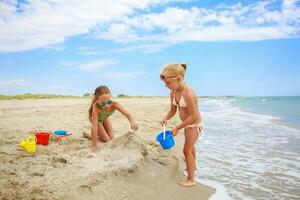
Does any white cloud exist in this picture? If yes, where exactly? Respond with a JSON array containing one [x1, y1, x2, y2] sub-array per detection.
[[0, 0, 16, 18], [0, 79, 63, 90], [59, 61, 76, 66], [96, 71, 147, 78], [76, 43, 168, 55], [0, 79, 30, 87], [97, 23, 142, 43], [44, 43, 66, 51], [76, 46, 106, 56], [116, 44, 170, 53], [1, 0, 300, 53], [59, 59, 119, 71], [78, 59, 119, 71], [97, 0, 300, 43], [0, 0, 181, 52], [0, 79, 65, 95]]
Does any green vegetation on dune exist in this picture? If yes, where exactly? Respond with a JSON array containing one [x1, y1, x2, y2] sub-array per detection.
[[0, 93, 244, 100], [0, 93, 85, 100], [3, 92, 235, 100], [0, 93, 164, 100]]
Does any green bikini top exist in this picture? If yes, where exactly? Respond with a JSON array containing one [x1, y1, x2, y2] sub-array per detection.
[[98, 109, 115, 123]]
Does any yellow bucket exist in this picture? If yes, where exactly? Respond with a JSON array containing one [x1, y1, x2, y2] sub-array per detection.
[[20, 135, 36, 153]]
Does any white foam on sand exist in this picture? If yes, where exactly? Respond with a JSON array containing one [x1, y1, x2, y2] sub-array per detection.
[[184, 170, 232, 200], [201, 180, 232, 200]]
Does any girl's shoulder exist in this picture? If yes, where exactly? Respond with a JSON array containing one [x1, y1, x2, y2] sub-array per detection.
[[183, 85, 197, 99], [92, 101, 99, 109], [110, 100, 119, 109], [91, 101, 100, 114]]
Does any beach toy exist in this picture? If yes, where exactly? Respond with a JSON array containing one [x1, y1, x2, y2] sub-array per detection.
[[156, 124, 175, 150], [52, 130, 72, 140], [19, 135, 36, 153], [53, 130, 67, 135], [35, 132, 50, 145]]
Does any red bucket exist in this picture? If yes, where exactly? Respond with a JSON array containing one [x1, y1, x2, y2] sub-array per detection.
[[35, 132, 50, 145]]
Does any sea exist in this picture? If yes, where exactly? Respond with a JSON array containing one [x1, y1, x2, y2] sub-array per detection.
[[195, 96, 300, 200]]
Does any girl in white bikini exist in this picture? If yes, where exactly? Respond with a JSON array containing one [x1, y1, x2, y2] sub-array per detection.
[[160, 63, 203, 187]]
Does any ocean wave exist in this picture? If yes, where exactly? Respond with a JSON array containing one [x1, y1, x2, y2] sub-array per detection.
[[196, 98, 300, 200]]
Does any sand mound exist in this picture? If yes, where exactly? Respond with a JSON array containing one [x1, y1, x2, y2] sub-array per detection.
[[0, 132, 179, 200]]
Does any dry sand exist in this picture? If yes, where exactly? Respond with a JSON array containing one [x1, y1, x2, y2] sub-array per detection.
[[0, 98, 215, 200]]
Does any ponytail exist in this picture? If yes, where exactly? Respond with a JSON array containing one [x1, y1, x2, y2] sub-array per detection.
[[88, 96, 97, 118], [181, 63, 187, 71]]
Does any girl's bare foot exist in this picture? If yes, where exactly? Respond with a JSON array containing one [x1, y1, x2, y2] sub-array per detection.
[[183, 169, 197, 178], [178, 179, 196, 187], [81, 130, 90, 139]]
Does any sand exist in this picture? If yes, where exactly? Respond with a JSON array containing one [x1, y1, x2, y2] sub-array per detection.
[[0, 98, 215, 200]]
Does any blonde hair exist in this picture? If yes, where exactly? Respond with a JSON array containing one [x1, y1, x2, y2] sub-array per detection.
[[161, 63, 187, 77], [88, 85, 111, 118]]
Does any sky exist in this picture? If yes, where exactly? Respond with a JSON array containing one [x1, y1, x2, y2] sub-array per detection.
[[0, 0, 300, 97]]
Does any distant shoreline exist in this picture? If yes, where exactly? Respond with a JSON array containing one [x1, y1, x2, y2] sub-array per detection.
[[1, 93, 299, 100]]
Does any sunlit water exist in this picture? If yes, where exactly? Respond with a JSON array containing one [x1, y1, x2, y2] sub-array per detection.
[[195, 97, 300, 200]]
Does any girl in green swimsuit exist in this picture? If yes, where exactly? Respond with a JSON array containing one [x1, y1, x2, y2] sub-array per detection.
[[82, 85, 138, 152]]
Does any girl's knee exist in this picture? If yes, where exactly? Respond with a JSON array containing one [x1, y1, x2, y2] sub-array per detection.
[[99, 137, 111, 143], [183, 148, 193, 156]]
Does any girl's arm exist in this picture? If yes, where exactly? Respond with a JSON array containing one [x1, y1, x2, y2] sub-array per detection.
[[173, 89, 200, 135], [91, 103, 99, 151], [162, 91, 177, 124], [114, 102, 138, 130]]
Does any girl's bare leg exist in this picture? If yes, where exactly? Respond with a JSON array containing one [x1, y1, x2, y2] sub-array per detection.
[[82, 122, 111, 142], [192, 145, 197, 170], [97, 122, 111, 142], [184, 137, 197, 171], [193, 126, 202, 171], [82, 130, 92, 139], [102, 118, 114, 140], [179, 127, 198, 187]]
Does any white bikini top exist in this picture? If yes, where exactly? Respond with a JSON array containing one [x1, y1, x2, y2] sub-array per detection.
[[172, 86, 187, 108]]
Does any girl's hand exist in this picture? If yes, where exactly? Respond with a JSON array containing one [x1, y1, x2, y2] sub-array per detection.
[[171, 126, 178, 137], [91, 145, 98, 152], [131, 122, 139, 131], [161, 118, 168, 126]]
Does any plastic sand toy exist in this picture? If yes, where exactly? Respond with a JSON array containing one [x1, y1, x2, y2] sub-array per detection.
[[20, 135, 36, 153], [156, 123, 175, 150], [52, 130, 72, 140], [35, 132, 50, 145]]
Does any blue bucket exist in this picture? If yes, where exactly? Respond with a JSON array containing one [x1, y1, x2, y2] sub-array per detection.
[[156, 130, 175, 149]]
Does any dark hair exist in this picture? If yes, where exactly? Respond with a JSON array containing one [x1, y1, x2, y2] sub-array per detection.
[[88, 86, 111, 118]]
